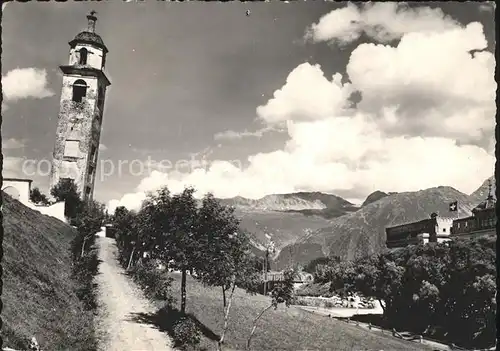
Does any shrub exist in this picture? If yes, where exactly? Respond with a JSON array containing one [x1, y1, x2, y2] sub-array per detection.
[[324, 300, 335, 308], [293, 298, 308, 306], [129, 261, 175, 305], [172, 316, 201, 349], [30, 187, 50, 205], [326, 236, 496, 349]]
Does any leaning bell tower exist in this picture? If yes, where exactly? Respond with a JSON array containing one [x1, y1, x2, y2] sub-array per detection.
[[50, 11, 111, 202]]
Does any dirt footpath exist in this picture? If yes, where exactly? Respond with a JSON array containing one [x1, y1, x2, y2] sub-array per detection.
[[95, 236, 174, 351]]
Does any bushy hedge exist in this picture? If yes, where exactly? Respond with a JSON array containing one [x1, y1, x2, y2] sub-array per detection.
[[324, 235, 496, 349], [172, 317, 202, 349]]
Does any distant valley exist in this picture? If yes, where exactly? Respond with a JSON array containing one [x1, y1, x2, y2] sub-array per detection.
[[215, 192, 358, 255], [216, 176, 495, 270]]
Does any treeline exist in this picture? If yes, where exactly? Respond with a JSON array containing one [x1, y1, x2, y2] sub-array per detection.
[[111, 186, 296, 350], [312, 236, 496, 349]]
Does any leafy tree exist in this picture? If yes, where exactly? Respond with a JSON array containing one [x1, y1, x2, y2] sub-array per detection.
[[193, 194, 260, 350], [304, 256, 340, 275], [112, 206, 140, 268], [325, 236, 496, 349], [29, 187, 50, 205], [71, 200, 106, 260], [144, 187, 198, 314], [50, 178, 83, 220], [168, 187, 199, 314], [328, 259, 357, 297], [246, 269, 296, 350]]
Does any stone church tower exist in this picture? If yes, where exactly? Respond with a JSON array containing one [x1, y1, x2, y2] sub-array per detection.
[[50, 11, 111, 202]]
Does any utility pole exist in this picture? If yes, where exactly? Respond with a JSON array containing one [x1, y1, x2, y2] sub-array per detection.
[[263, 239, 275, 296], [263, 248, 268, 296]]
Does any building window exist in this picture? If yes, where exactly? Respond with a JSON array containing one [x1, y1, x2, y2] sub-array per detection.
[[72, 79, 87, 102], [88, 166, 95, 184], [97, 87, 105, 111], [443, 228, 446, 233], [79, 48, 88, 65], [64, 140, 80, 158], [86, 186, 91, 194], [90, 145, 97, 163]]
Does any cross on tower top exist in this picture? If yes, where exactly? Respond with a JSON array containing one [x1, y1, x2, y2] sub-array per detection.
[[87, 10, 98, 32]]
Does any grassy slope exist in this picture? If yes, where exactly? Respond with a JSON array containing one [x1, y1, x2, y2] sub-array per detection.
[[2, 194, 94, 350], [168, 273, 432, 351]]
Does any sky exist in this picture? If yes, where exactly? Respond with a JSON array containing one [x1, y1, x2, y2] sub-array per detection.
[[1, 1, 496, 212]]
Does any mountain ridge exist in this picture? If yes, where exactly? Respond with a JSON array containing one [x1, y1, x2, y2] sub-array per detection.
[[274, 182, 493, 269], [199, 177, 494, 269], [217, 191, 354, 212]]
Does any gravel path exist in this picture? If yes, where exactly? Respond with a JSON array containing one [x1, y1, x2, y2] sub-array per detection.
[[95, 236, 174, 351]]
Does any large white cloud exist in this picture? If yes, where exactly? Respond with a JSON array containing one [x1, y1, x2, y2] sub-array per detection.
[[108, 6, 495, 213], [306, 2, 460, 44], [347, 22, 495, 145], [2, 68, 54, 104], [256, 63, 353, 123]]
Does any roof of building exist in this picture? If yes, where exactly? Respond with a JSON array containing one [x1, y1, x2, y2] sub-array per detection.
[[69, 31, 108, 53], [436, 216, 455, 222], [473, 180, 496, 212], [3, 177, 33, 183], [473, 197, 496, 212]]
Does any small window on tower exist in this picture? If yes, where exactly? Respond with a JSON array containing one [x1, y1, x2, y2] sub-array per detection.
[[72, 79, 87, 102], [98, 87, 105, 110], [79, 48, 88, 65], [64, 140, 80, 158], [90, 145, 97, 162]]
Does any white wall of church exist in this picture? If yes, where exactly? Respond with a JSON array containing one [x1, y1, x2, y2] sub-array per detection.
[[2, 179, 31, 204], [26, 201, 67, 223], [69, 44, 104, 70], [2, 179, 67, 223]]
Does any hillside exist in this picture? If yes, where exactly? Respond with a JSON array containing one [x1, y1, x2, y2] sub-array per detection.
[[1, 194, 95, 350], [361, 190, 391, 207], [234, 208, 334, 252], [154, 273, 433, 351], [275, 186, 477, 269], [470, 175, 496, 201]]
